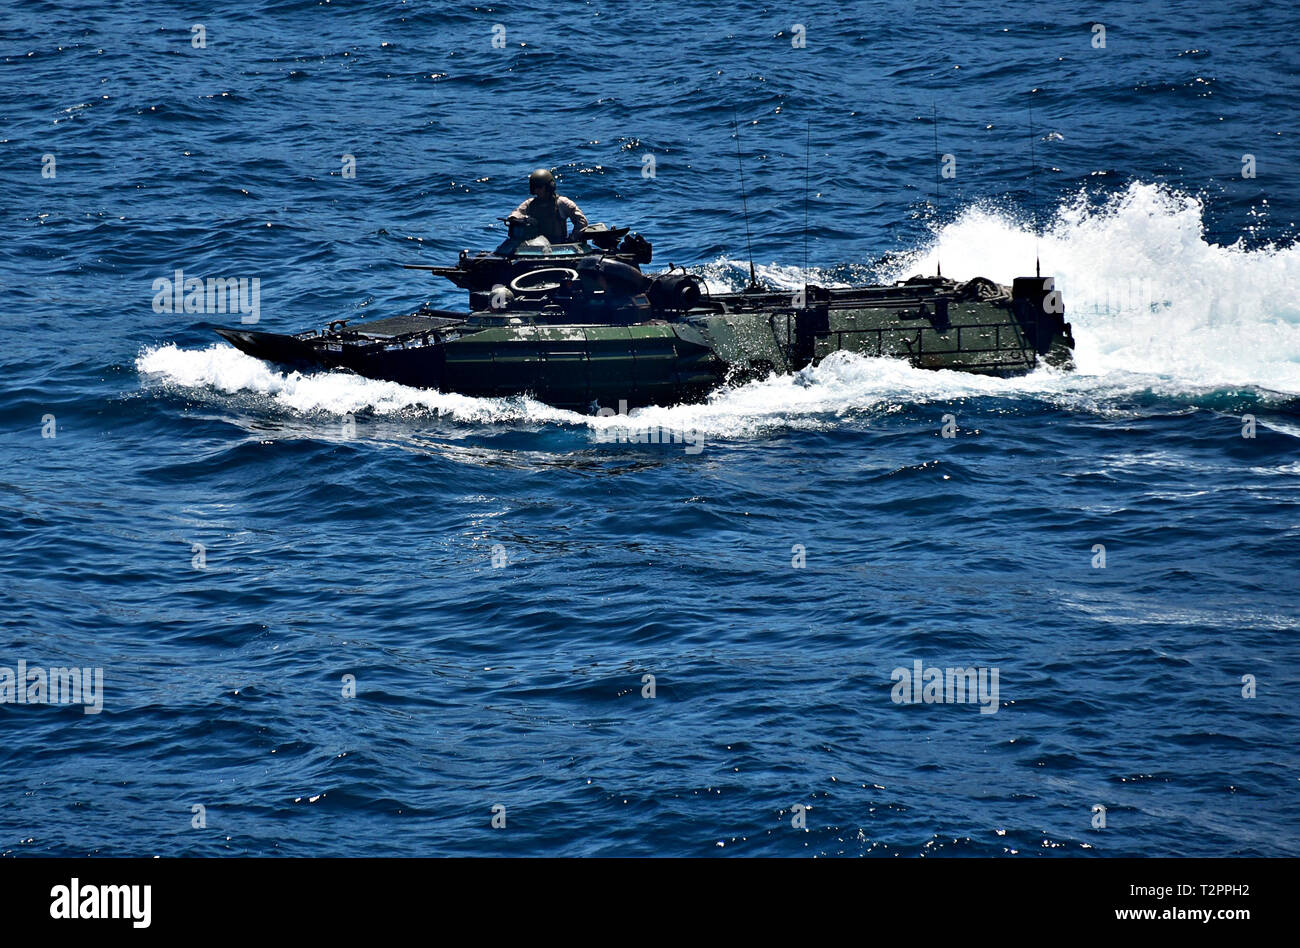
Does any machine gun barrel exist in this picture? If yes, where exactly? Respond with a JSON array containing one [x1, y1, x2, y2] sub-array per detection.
[[403, 265, 461, 276]]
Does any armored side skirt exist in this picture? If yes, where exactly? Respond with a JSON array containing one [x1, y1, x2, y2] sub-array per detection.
[[216, 324, 727, 410]]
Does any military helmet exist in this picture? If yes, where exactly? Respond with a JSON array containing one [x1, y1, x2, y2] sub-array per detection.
[[529, 168, 556, 196]]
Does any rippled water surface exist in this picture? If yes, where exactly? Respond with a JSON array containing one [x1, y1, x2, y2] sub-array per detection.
[[3, 0, 1299, 856]]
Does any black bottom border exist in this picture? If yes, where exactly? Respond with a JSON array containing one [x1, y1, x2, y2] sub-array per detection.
[[2, 857, 1282, 933]]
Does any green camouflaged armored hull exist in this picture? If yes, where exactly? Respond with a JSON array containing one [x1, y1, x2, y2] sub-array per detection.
[[217, 229, 1073, 409]]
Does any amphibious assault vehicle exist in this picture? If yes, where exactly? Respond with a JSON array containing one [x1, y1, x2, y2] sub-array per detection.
[[215, 223, 1073, 410]]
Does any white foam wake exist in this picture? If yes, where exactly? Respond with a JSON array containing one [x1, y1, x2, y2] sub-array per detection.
[[883, 183, 1300, 394], [136, 342, 579, 425]]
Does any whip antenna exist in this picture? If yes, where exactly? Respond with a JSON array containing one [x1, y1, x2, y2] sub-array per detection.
[[804, 119, 810, 302], [932, 103, 942, 279], [731, 112, 760, 292], [1029, 106, 1041, 278]]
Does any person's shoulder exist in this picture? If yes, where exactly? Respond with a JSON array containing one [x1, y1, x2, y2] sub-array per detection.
[[558, 195, 581, 209]]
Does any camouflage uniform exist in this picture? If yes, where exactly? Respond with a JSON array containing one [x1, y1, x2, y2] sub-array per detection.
[[506, 195, 588, 243]]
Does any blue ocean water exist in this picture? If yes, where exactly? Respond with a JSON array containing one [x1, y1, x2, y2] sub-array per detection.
[[2, 0, 1299, 857]]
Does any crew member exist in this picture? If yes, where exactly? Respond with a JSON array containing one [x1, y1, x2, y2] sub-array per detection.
[[506, 168, 588, 242]]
